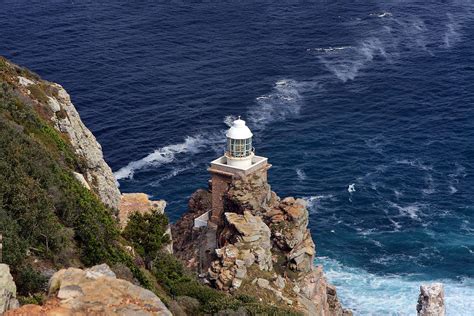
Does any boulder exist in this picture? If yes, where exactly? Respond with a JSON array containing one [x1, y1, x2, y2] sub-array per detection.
[[7, 264, 171, 316], [47, 96, 61, 113], [274, 275, 286, 290], [221, 211, 273, 272], [256, 278, 270, 289], [0, 264, 19, 314], [417, 283, 445, 316]]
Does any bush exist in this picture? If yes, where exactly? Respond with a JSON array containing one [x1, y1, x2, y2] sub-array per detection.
[[0, 79, 147, 293], [122, 210, 170, 262], [14, 266, 48, 296]]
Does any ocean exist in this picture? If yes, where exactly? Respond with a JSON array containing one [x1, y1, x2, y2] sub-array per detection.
[[1, 1, 473, 314]]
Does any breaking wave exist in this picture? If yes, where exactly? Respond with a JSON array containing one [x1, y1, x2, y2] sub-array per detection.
[[114, 134, 222, 180], [116, 79, 309, 180], [319, 256, 474, 316]]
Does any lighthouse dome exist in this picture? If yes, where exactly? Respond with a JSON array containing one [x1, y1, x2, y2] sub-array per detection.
[[226, 118, 253, 139]]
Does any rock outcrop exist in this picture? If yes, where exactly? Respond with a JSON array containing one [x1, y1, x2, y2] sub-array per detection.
[[49, 83, 121, 209], [208, 211, 273, 291], [417, 283, 446, 316], [0, 264, 19, 314], [5, 264, 172, 316], [9, 68, 121, 209], [119, 193, 173, 254], [173, 167, 351, 315]]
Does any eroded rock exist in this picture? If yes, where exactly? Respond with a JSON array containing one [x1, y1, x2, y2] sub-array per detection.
[[50, 84, 121, 209], [417, 283, 446, 316]]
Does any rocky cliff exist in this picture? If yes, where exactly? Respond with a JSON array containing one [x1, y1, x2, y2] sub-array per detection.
[[14, 72, 121, 209], [173, 168, 352, 315], [1, 56, 319, 315]]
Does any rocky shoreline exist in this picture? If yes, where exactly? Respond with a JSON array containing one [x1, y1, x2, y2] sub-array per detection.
[[173, 167, 352, 315], [0, 56, 447, 315]]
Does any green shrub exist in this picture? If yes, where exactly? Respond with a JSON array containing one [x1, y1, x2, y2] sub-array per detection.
[[17, 293, 46, 306], [14, 266, 48, 296], [122, 210, 170, 262], [0, 79, 147, 292]]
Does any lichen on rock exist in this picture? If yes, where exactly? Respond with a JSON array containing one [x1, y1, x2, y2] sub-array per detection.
[[6, 264, 172, 316]]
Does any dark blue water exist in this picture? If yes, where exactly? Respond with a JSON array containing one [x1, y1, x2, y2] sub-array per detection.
[[2, 1, 473, 314]]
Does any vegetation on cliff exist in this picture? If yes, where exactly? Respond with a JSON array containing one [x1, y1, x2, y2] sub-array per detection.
[[0, 57, 301, 315], [0, 59, 143, 296]]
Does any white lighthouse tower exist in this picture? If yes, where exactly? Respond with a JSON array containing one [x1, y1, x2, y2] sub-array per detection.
[[225, 117, 254, 168], [205, 116, 271, 226]]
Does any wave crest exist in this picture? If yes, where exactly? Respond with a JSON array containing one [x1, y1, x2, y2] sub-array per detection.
[[114, 134, 219, 180]]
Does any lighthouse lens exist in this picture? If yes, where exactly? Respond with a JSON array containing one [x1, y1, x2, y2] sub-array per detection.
[[228, 137, 252, 158]]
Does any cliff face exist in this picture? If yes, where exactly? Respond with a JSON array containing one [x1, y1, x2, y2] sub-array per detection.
[[173, 168, 352, 315], [49, 83, 121, 209], [13, 72, 121, 209]]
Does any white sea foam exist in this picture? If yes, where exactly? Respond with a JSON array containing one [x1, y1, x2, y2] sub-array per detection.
[[388, 217, 402, 230], [296, 168, 307, 181], [389, 201, 423, 220], [114, 134, 222, 180], [116, 78, 310, 181], [248, 79, 307, 130], [369, 12, 393, 18], [307, 46, 353, 53], [304, 194, 335, 213], [318, 256, 474, 315], [422, 173, 436, 195], [348, 183, 356, 193], [150, 163, 196, 186], [449, 185, 458, 194], [224, 115, 238, 127], [319, 6, 470, 82], [395, 158, 433, 171], [394, 189, 403, 199], [449, 163, 466, 178], [443, 13, 462, 48], [320, 37, 387, 82]]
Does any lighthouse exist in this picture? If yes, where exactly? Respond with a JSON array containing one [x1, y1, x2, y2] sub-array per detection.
[[225, 117, 254, 168], [206, 117, 271, 226]]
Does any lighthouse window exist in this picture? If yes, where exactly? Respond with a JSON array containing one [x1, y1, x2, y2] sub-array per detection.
[[228, 138, 252, 157]]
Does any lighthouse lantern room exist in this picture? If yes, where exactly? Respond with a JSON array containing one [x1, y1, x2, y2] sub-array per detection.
[[225, 117, 254, 168]]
